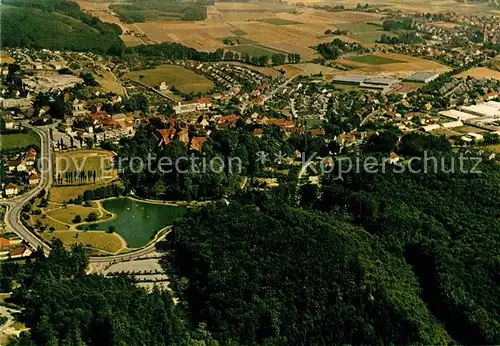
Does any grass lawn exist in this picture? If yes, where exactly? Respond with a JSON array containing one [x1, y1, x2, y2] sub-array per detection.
[[347, 54, 405, 65], [230, 44, 286, 57], [258, 18, 301, 25], [125, 65, 213, 94], [54, 149, 116, 185], [30, 214, 68, 232], [46, 205, 110, 225], [0, 130, 40, 150], [49, 181, 120, 204], [43, 230, 124, 253]]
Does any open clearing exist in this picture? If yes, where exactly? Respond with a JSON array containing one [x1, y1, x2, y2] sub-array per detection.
[[54, 149, 116, 185], [456, 67, 500, 81], [125, 65, 213, 94], [93, 68, 125, 95], [336, 52, 450, 76], [347, 54, 405, 65], [0, 130, 40, 150]]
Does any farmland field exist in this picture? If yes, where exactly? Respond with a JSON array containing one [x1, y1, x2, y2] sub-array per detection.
[[334, 22, 389, 43], [229, 44, 286, 58], [456, 67, 500, 81], [0, 130, 40, 150], [337, 52, 450, 75], [347, 54, 405, 65], [125, 65, 214, 93], [258, 18, 302, 25]]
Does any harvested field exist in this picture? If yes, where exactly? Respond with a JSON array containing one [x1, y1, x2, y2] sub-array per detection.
[[284, 0, 494, 14], [347, 54, 405, 65], [229, 44, 286, 57], [125, 65, 214, 93], [43, 230, 124, 253], [258, 18, 302, 25], [334, 22, 388, 43], [275, 63, 340, 78], [456, 67, 500, 81], [336, 52, 450, 76]]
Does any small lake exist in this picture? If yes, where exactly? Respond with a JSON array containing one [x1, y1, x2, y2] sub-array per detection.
[[77, 198, 186, 248]]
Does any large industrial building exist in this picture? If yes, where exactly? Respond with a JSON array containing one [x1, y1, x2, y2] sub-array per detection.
[[332, 75, 400, 92], [404, 71, 441, 83]]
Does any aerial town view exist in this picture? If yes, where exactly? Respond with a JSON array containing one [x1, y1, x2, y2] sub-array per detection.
[[0, 0, 499, 344]]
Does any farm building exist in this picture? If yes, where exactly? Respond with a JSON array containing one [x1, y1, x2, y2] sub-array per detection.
[[404, 71, 441, 83]]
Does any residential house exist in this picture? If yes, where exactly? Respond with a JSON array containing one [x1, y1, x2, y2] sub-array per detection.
[[388, 152, 400, 164], [5, 183, 19, 197], [190, 137, 208, 152], [1, 115, 14, 130], [6, 158, 27, 172], [9, 246, 29, 258], [28, 172, 40, 185]]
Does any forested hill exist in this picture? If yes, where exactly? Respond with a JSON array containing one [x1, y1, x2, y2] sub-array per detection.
[[0, 0, 125, 55], [168, 202, 452, 345]]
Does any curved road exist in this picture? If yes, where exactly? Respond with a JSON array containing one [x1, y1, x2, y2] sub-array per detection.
[[1, 125, 160, 262]]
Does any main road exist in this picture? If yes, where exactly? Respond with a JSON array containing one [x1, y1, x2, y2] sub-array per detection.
[[1, 125, 163, 262], [1, 125, 52, 256]]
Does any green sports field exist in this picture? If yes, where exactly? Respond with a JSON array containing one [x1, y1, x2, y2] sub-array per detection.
[[0, 130, 40, 150]]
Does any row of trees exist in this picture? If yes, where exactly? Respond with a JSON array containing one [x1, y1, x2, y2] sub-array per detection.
[[54, 170, 97, 186]]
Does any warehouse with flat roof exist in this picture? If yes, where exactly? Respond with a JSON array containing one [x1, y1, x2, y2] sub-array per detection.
[[404, 71, 441, 83]]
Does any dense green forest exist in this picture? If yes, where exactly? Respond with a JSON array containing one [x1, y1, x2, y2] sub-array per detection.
[[110, 0, 212, 23], [3, 240, 216, 346], [315, 133, 500, 344], [0, 0, 124, 55], [167, 202, 451, 344]]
